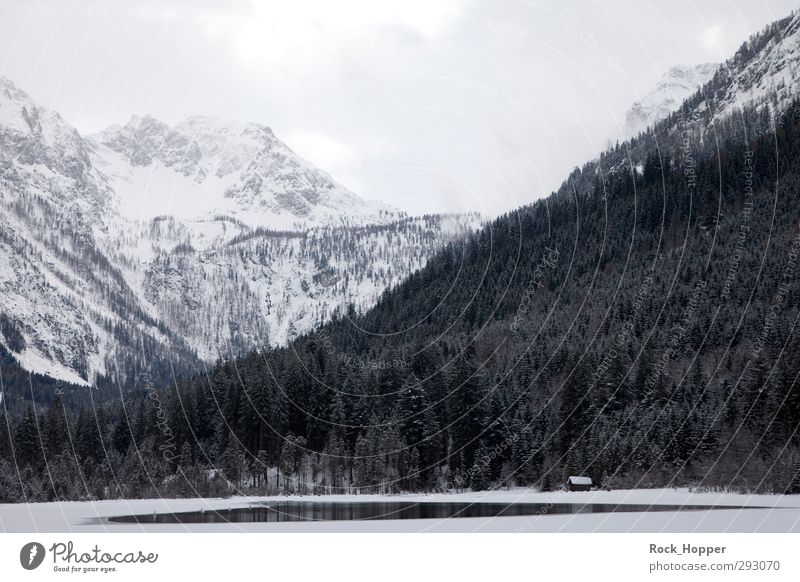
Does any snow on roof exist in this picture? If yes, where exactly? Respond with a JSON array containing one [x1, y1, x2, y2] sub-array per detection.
[[568, 476, 593, 485]]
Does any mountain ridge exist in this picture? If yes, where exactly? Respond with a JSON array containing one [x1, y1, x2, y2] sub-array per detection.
[[89, 111, 394, 229], [624, 63, 718, 138], [0, 77, 480, 386]]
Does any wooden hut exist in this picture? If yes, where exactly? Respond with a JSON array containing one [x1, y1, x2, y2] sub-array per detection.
[[567, 475, 593, 491]]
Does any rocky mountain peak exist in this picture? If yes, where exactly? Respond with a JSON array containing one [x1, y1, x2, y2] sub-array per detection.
[[623, 63, 718, 138], [0, 77, 96, 197], [90, 113, 391, 227]]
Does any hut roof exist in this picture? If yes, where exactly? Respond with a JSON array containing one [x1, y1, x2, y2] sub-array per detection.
[[568, 476, 593, 485]]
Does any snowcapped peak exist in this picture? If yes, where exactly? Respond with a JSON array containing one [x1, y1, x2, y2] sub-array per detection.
[[0, 75, 27, 99], [0, 78, 390, 230], [130, 114, 172, 135], [94, 113, 291, 182], [663, 63, 718, 83], [173, 115, 277, 162], [0, 76, 81, 140], [0, 76, 96, 197], [703, 11, 800, 120], [94, 113, 202, 174], [177, 114, 274, 136], [0, 75, 50, 135], [623, 13, 800, 140], [89, 113, 395, 228], [624, 63, 718, 137]]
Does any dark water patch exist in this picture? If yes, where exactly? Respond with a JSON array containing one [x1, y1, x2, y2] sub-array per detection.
[[106, 500, 759, 524]]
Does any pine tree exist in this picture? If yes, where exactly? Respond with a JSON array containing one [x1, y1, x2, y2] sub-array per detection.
[[44, 393, 69, 458], [14, 407, 41, 469]]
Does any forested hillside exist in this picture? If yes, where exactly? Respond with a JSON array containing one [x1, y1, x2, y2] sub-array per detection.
[[3, 87, 800, 501]]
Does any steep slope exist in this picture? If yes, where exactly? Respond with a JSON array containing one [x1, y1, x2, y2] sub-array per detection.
[[699, 13, 800, 121], [0, 78, 197, 385], [624, 63, 718, 137], [132, 213, 479, 359], [624, 12, 800, 141]]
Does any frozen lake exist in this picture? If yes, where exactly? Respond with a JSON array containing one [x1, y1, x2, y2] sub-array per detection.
[[3, 488, 799, 532], [106, 500, 755, 524]]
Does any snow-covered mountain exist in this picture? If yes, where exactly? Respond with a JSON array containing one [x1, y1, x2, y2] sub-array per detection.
[[90, 114, 393, 228], [624, 63, 719, 138], [623, 12, 800, 142], [127, 213, 478, 363], [8, 9, 798, 388], [0, 78, 480, 386], [689, 13, 800, 123]]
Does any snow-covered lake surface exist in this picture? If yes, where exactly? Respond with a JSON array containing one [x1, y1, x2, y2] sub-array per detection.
[[2, 488, 799, 533]]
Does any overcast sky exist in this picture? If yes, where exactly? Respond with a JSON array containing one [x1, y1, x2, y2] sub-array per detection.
[[0, 0, 796, 217]]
